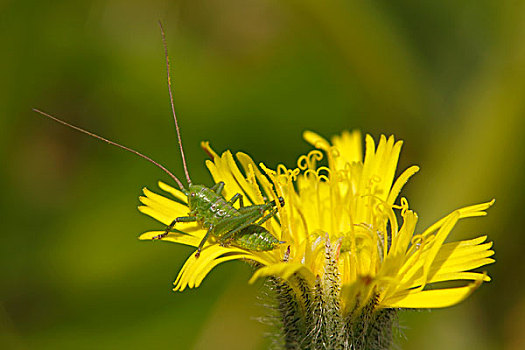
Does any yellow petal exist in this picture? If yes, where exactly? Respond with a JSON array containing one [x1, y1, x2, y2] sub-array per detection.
[[382, 279, 484, 308], [431, 241, 494, 271], [201, 141, 219, 159], [174, 246, 229, 291], [205, 151, 246, 201], [249, 262, 316, 285], [236, 153, 279, 203], [139, 231, 202, 246], [389, 209, 418, 258], [427, 271, 491, 284], [303, 130, 330, 151], [418, 211, 460, 289], [158, 181, 187, 203], [387, 165, 419, 205], [138, 205, 174, 226], [226, 152, 261, 206], [421, 200, 495, 238], [174, 245, 271, 291], [192, 253, 267, 288], [331, 130, 362, 164], [138, 187, 189, 224]]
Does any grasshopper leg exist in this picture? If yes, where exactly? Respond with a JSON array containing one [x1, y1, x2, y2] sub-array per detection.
[[152, 216, 197, 240], [256, 207, 278, 225], [217, 213, 261, 245], [210, 181, 225, 195], [221, 202, 281, 246], [195, 226, 214, 258], [218, 199, 281, 244], [228, 193, 244, 208]]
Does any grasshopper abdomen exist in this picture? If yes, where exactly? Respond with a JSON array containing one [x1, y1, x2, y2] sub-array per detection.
[[233, 225, 283, 251]]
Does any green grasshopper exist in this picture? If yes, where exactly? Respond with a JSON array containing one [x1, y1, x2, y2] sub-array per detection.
[[34, 23, 284, 258]]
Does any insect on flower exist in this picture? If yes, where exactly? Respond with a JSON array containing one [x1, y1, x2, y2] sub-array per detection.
[[33, 22, 284, 258]]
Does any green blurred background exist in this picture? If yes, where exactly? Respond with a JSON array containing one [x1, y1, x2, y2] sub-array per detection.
[[1, 0, 524, 349]]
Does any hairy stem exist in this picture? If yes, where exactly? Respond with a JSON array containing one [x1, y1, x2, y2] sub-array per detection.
[[263, 241, 397, 349]]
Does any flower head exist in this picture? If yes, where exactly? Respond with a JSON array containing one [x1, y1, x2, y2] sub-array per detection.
[[139, 131, 494, 315]]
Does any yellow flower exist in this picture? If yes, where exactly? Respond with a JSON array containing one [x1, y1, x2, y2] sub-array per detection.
[[139, 131, 494, 314]]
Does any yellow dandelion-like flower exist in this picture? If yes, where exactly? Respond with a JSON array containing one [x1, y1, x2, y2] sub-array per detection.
[[139, 131, 494, 316]]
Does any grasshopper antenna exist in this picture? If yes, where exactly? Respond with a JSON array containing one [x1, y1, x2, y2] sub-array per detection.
[[33, 108, 187, 191], [159, 21, 192, 186]]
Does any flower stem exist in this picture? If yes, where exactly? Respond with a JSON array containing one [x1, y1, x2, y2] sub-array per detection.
[[265, 240, 397, 349], [268, 278, 397, 349]]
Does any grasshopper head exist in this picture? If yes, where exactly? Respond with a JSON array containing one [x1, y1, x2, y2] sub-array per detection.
[[187, 184, 206, 209]]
